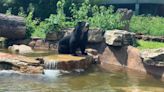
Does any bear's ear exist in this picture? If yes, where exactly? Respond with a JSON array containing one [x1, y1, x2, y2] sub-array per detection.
[[77, 21, 82, 25]]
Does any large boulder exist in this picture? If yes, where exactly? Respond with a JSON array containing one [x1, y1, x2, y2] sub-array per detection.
[[99, 45, 164, 80], [141, 48, 164, 67], [0, 13, 26, 39], [0, 52, 43, 74], [8, 44, 33, 54], [100, 46, 146, 72], [141, 48, 164, 80], [104, 30, 136, 46], [42, 55, 93, 71]]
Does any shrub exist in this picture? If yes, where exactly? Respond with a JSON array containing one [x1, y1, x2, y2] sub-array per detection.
[[25, 10, 38, 38], [89, 5, 125, 30], [25, 0, 67, 38], [70, 0, 125, 30], [24, 0, 127, 38], [130, 16, 164, 36], [70, 0, 90, 23]]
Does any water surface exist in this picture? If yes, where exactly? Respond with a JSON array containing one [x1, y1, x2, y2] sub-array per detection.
[[0, 50, 164, 92], [0, 66, 163, 92]]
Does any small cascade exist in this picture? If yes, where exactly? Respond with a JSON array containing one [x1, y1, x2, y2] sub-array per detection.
[[44, 61, 58, 70], [42, 55, 93, 71]]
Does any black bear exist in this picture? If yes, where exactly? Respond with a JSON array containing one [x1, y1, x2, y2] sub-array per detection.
[[58, 21, 89, 56]]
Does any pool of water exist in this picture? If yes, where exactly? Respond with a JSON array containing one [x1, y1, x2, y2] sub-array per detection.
[[0, 49, 164, 92], [0, 66, 163, 92]]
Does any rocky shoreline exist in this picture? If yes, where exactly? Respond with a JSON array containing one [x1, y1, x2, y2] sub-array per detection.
[[0, 28, 164, 81]]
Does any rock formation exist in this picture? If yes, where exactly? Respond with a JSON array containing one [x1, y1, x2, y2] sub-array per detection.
[[88, 29, 105, 43], [0, 52, 43, 74], [100, 46, 145, 72], [0, 13, 26, 39], [42, 55, 93, 71], [141, 48, 164, 67], [104, 30, 136, 46]]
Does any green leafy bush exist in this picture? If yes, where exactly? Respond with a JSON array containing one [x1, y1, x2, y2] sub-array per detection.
[[130, 16, 164, 36], [25, 10, 38, 38], [25, 0, 67, 38], [89, 5, 125, 30], [24, 0, 127, 38], [70, 0, 124, 30], [70, 0, 90, 23]]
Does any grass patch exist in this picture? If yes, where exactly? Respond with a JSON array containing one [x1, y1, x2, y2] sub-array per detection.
[[137, 40, 164, 50]]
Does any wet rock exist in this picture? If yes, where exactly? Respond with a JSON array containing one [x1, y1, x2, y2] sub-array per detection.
[[88, 29, 105, 43], [86, 48, 100, 64], [141, 48, 164, 67], [28, 39, 56, 50], [0, 13, 26, 39], [100, 46, 145, 72], [8, 44, 33, 54], [104, 30, 136, 46], [42, 55, 93, 71], [0, 52, 43, 74]]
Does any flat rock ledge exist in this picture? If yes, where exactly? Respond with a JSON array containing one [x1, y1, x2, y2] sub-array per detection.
[[42, 55, 93, 71], [0, 52, 43, 74], [141, 48, 164, 67]]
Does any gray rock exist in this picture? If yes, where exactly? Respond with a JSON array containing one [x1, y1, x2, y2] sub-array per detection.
[[0, 52, 43, 74], [104, 30, 136, 46], [88, 29, 104, 43], [0, 13, 26, 39], [141, 48, 164, 67]]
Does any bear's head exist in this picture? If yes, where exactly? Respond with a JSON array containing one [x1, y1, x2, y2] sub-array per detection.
[[74, 21, 89, 33], [79, 21, 89, 32]]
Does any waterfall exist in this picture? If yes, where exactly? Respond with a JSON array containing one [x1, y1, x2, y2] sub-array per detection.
[[44, 61, 58, 70]]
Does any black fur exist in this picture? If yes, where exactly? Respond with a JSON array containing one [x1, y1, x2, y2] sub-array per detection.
[[58, 21, 89, 56]]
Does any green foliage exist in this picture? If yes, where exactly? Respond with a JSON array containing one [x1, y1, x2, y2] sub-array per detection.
[[70, 0, 124, 30], [130, 16, 164, 36], [5, 8, 12, 15], [25, 10, 38, 38], [0, 0, 59, 20], [18, 0, 126, 38], [70, 0, 90, 23], [24, 0, 67, 38], [137, 40, 164, 50], [89, 5, 124, 30]]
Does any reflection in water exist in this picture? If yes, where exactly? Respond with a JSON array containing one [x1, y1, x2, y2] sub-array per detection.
[[0, 66, 164, 92]]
